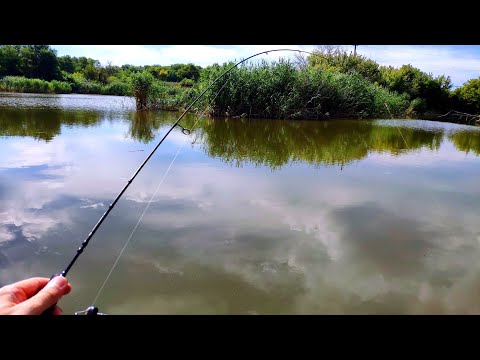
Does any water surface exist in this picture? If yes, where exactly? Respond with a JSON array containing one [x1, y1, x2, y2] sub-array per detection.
[[1, 93, 480, 314]]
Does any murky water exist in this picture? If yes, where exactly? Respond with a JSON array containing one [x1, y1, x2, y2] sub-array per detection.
[[1, 92, 480, 314]]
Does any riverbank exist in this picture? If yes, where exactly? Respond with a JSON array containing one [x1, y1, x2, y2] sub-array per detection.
[[2, 45, 480, 123], [1, 89, 479, 128], [0, 75, 131, 96]]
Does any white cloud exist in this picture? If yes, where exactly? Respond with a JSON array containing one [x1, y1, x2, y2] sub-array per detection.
[[53, 45, 480, 88], [1, 199, 71, 241], [3, 103, 480, 313], [0, 224, 14, 242], [54, 45, 312, 68], [0, 139, 69, 169], [357, 45, 480, 87], [80, 202, 105, 209]]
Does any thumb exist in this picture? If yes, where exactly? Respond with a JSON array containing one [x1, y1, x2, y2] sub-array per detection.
[[17, 276, 69, 315]]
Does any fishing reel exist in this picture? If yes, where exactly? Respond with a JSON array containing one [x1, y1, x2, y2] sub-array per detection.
[[74, 306, 107, 315]]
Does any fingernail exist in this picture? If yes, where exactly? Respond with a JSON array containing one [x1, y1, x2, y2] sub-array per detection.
[[48, 276, 67, 291]]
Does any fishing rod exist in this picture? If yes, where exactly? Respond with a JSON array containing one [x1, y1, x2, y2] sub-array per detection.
[[45, 48, 314, 315]]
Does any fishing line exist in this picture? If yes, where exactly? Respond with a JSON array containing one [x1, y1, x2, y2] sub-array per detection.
[[90, 81, 225, 309], [79, 70, 239, 314], [384, 102, 445, 231], [45, 48, 315, 315], [91, 120, 197, 307], [385, 103, 410, 148]]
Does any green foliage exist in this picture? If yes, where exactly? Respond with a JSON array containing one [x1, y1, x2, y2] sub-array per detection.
[[70, 75, 103, 94], [370, 85, 410, 118], [2, 45, 479, 119], [102, 80, 132, 96], [453, 78, 480, 113], [50, 80, 72, 94], [176, 63, 201, 81], [131, 71, 155, 92], [0, 76, 72, 94], [306, 48, 454, 114], [379, 64, 452, 112], [308, 47, 382, 83], [0, 46, 155, 97], [192, 60, 409, 119], [17, 45, 60, 81], [405, 98, 427, 117], [131, 71, 155, 110], [144, 63, 202, 82], [146, 81, 192, 110], [0, 73, 131, 96], [0, 76, 51, 93], [58, 55, 75, 73], [82, 63, 100, 82], [0, 45, 21, 77], [180, 78, 195, 87]]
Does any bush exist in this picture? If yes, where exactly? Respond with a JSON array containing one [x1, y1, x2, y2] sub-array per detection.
[[180, 78, 195, 87], [50, 80, 72, 94], [146, 81, 191, 110], [131, 71, 155, 110], [0, 76, 51, 93], [191, 60, 409, 119], [379, 65, 452, 112], [453, 78, 480, 113], [102, 80, 131, 96]]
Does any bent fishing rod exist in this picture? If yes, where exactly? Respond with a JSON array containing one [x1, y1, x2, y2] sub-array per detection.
[[46, 48, 314, 315]]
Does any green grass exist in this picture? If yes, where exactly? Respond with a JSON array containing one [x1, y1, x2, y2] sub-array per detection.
[[188, 60, 410, 119], [0, 76, 132, 96]]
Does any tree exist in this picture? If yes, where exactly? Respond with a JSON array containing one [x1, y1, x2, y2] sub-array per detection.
[[58, 55, 75, 73], [131, 71, 155, 110], [379, 64, 452, 111], [81, 60, 103, 82], [453, 78, 480, 113], [0, 45, 21, 77], [308, 46, 381, 84], [18, 45, 59, 81], [293, 52, 308, 70], [176, 63, 201, 81]]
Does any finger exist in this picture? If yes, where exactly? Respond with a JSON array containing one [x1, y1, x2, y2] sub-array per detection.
[[0, 277, 50, 301], [15, 276, 70, 315], [64, 283, 72, 295], [52, 305, 63, 315]]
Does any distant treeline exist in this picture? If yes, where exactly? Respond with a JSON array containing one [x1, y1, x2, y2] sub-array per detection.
[[0, 45, 202, 96], [1, 45, 480, 120]]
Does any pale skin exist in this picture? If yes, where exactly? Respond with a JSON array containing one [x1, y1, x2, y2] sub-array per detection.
[[0, 276, 72, 315]]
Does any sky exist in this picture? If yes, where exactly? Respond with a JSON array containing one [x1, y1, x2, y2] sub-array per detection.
[[52, 45, 480, 88]]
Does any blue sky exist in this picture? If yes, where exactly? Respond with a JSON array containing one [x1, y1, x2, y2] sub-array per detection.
[[52, 45, 480, 88]]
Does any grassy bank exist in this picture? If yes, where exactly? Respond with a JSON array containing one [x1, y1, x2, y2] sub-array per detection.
[[185, 60, 410, 119], [0, 76, 131, 96], [3, 45, 480, 122]]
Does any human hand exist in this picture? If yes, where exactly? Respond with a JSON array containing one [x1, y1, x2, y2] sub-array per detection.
[[0, 276, 72, 315]]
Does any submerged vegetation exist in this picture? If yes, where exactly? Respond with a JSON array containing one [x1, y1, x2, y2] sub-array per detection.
[[1, 45, 480, 121]]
